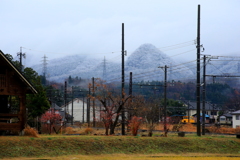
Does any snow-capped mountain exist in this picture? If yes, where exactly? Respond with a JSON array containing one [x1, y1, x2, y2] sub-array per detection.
[[31, 44, 239, 83]]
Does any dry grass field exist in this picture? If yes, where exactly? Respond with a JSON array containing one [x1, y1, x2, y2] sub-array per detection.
[[1, 123, 240, 160]]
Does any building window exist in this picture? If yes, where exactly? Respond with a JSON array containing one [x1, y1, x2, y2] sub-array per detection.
[[236, 115, 240, 120], [211, 111, 217, 115], [220, 118, 225, 121]]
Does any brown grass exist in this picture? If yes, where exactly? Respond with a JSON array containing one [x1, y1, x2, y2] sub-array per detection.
[[84, 127, 94, 134], [181, 123, 197, 132], [63, 127, 75, 134], [23, 126, 39, 137], [207, 126, 240, 134]]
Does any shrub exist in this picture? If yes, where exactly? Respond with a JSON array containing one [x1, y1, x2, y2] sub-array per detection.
[[235, 127, 240, 134], [64, 127, 75, 134], [129, 116, 143, 136], [182, 123, 196, 132], [84, 128, 93, 134], [23, 126, 39, 137]]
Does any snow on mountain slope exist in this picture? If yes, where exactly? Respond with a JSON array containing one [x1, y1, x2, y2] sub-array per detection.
[[31, 44, 239, 83]]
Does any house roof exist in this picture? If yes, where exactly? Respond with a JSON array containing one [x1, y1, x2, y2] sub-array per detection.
[[231, 110, 240, 115], [183, 101, 220, 110], [192, 113, 210, 117], [0, 50, 37, 94], [61, 98, 87, 108], [51, 103, 62, 110], [61, 97, 102, 108], [221, 113, 232, 117]]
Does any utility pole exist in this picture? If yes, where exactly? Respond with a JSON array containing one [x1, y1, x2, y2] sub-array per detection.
[[129, 72, 133, 119], [92, 77, 96, 127], [17, 46, 25, 72], [82, 97, 85, 123], [196, 4, 201, 136], [71, 86, 74, 125], [163, 65, 168, 136], [121, 23, 125, 135], [87, 85, 91, 127], [64, 81, 67, 124], [159, 65, 168, 136], [129, 72, 132, 96], [202, 55, 206, 135]]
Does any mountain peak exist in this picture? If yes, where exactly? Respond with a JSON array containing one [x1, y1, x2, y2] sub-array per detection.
[[126, 43, 169, 69]]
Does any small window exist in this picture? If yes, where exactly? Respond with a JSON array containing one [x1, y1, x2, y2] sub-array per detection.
[[211, 111, 217, 115], [236, 115, 240, 120], [220, 118, 225, 121]]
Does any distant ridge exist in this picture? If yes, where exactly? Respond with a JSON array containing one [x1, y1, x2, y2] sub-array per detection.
[[31, 44, 239, 83]]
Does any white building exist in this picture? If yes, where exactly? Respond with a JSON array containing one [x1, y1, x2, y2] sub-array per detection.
[[62, 98, 101, 123], [231, 110, 240, 128]]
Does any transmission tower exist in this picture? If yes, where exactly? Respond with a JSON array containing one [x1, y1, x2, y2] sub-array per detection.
[[17, 46, 26, 72], [238, 62, 240, 73], [42, 55, 48, 77], [41, 55, 48, 85], [102, 56, 107, 79]]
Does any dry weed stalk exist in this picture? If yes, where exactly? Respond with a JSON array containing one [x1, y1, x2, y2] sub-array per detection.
[[23, 126, 39, 137]]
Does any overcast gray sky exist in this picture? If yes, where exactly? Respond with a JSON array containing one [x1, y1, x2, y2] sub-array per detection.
[[1, 0, 240, 67]]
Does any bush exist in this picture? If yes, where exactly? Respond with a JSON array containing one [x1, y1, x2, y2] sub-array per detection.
[[84, 128, 93, 134], [129, 116, 143, 136], [23, 126, 39, 137], [63, 127, 75, 134]]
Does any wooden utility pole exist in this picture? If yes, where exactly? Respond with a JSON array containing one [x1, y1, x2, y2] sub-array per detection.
[[196, 4, 201, 136], [121, 23, 125, 135]]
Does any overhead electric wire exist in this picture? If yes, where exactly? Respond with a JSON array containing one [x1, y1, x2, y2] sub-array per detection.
[[208, 63, 225, 75], [157, 40, 195, 50], [168, 49, 196, 58], [160, 44, 195, 52]]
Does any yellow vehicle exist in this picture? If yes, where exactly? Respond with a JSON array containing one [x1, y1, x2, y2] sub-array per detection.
[[181, 116, 195, 123]]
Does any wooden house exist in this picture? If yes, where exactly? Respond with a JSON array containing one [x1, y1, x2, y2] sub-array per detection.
[[0, 50, 37, 133]]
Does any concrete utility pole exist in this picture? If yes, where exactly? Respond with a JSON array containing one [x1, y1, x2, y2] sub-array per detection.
[[87, 86, 91, 127], [121, 23, 125, 135], [159, 65, 168, 136], [163, 65, 168, 136], [196, 4, 201, 136], [82, 97, 85, 123], [92, 77, 96, 127], [202, 55, 206, 135], [64, 81, 67, 124], [129, 72, 133, 120], [71, 86, 74, 125]]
